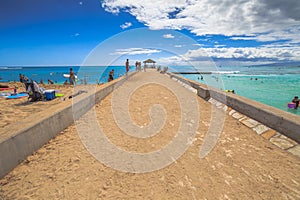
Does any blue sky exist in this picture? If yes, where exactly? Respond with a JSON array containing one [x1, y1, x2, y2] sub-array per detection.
[[0, 0, 300, 66]]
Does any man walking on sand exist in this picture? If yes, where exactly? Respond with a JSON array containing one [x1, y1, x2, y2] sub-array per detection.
[[69, 68, 76, 85], [126, 59, 129, 75]]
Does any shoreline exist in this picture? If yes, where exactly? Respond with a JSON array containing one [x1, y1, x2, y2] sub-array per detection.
[[0, 81, 103, 135]]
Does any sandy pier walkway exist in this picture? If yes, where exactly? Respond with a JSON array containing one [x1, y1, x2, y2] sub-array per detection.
[[1, 70, 300, 199]]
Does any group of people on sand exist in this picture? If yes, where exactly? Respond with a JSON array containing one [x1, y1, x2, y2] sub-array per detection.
[[19, 68, 76, 86], [51, 68, 76, 85], [63, 68, 76, 85], [48, 68, 76, 85], [19, 74, 29, 83], [61, 68, 76, 85], [108, 59, 130, 82], [135, 61, 142, 71]]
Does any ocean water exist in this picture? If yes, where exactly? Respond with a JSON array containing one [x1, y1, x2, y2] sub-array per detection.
[[1, 65, 299, 116], [0, 66, 128, 85], [169, 65, 300, 116]]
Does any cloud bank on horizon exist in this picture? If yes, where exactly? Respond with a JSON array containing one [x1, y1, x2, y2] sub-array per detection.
[[102, 0, 300, 65]]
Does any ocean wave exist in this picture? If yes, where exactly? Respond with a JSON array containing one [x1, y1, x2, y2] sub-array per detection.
[[225, 73, 291, 77], [0, 67, 22, 70], [210, 70, 240, 74]]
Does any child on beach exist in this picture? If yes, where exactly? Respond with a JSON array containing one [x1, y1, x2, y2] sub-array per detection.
[[63, 80, 68, 85], [13, 87, 17, 95]]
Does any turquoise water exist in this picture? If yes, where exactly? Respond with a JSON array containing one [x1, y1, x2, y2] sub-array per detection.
[[169, 65, 300, 116]]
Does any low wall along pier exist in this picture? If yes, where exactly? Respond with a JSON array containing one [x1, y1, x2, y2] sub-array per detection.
[[168, 73, 300, 144], [0, 72, 137, 179]]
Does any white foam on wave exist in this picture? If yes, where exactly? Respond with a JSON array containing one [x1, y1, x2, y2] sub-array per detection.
[[0, 67, 22, 70], [210, 70, 240, 74]]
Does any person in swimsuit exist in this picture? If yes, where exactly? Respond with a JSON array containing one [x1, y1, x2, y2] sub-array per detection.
[[108, 69, 114, 82], [48, 79, 54, 84], [19, 74, 23, 83], [125, 59, 129, 74], [292, 96, 299, 109], [69, 68, 76, 85]]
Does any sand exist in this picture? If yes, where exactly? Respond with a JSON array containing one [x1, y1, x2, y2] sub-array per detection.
[[0, 82, 106, 136], [0, 82, 73, 132], [0, 71, 300, 199]]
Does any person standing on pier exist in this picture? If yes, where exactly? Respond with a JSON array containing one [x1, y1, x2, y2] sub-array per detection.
[[126, 59, 129, 75], [135, 61, 138, 71]]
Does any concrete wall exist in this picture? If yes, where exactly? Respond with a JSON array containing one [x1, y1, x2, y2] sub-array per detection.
[[168, 73, 300, 143], [0, 72, 136, 179]]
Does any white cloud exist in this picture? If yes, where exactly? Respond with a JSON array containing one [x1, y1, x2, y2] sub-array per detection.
[[174, 45, 182, 48], [230, 37, 257, 41], [214, 45, 226, 48], [71, 33, 80, 37], [163, 34, 175, 39], [192, 43, 205, 47], [120, 22, 132, 29], [183, 47, 300, 62], [102, 0, 300, 42], [158, 56, 190, 66], [102, 0, 300, 64], [157, 46, 300, 66], [112, 48, 161, 55], [157, 55, 214, 67]]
